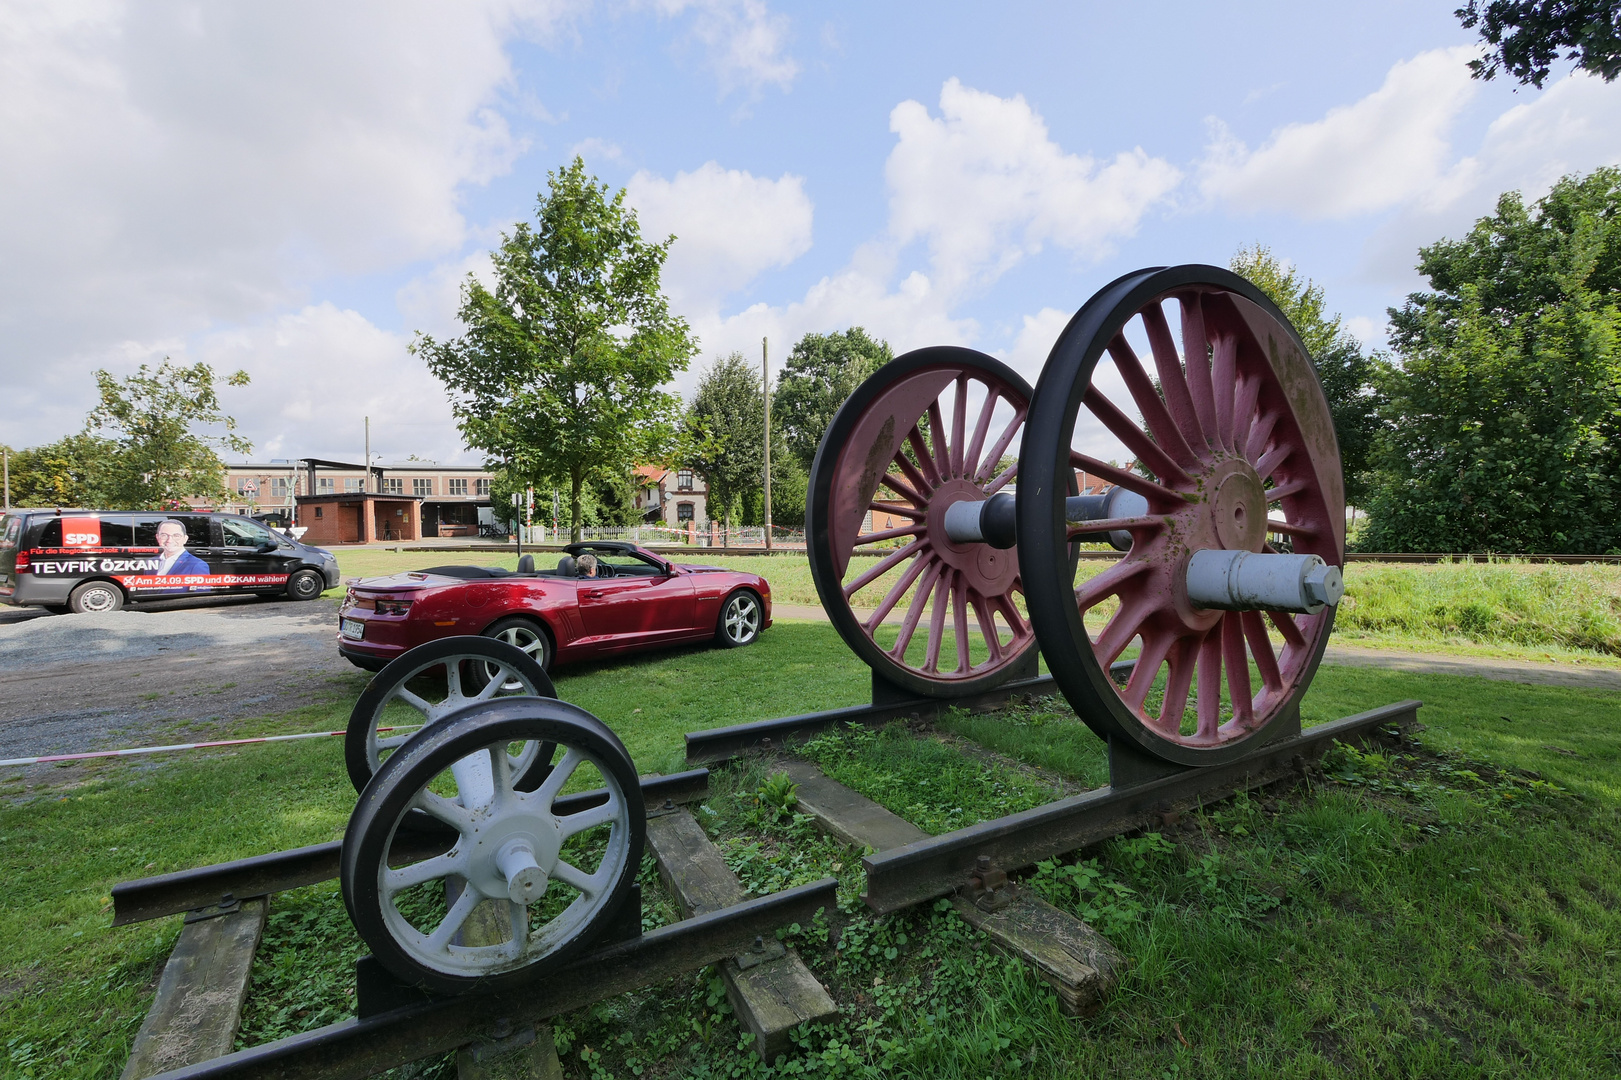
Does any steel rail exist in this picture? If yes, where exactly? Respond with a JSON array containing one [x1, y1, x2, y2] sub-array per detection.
[[684, 674, 1059, 765], [684, 661, 1145, 766], [112, 769, 711, 926], [145, 877, 836, 1080], [860, 700, 1420, 914]]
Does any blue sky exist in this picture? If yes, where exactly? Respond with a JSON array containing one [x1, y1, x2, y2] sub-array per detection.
[[4, 1, 1619, 465]]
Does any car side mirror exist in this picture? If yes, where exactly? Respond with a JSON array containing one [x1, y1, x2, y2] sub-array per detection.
[[663, 562, 675, 576]]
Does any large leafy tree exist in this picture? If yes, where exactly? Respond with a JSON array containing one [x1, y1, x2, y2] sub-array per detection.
[[87, 361, 252, 509], [1456, 0, 1621, 87], [414, 157, 697, 542], [684, 352, 782, 542], [1230, 246, 1380, 506], [3, 434, 119, 509], [772, 327, 893, 470], [1363, 169, 1621, 553]]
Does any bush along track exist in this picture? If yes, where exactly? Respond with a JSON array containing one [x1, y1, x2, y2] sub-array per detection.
[[126, 719, 1620, 1080]]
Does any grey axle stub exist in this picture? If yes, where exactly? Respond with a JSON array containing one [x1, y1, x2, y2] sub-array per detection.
[[942, 486, 1148, 551], [1185, 549, 1344, 615]]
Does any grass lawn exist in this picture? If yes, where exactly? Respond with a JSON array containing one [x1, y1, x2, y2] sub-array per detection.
[[2, 620, 1617, 1078], [324, 548, 1621, 668]]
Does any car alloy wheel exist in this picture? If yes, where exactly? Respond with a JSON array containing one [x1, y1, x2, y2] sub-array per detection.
[[718, 591, 760, 647], [482, 618, 553, 684]]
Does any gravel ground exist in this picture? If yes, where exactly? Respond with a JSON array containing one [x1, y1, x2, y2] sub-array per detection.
[[0, 595, 365, 773]]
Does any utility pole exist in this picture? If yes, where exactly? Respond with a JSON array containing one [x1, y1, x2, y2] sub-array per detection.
[[364, 416, 371, 493], [2, 447, 9, 512], [762, 336, 772, 552]]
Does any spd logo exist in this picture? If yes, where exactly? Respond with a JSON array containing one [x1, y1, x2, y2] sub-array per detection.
[[62, 517, 101, 547]]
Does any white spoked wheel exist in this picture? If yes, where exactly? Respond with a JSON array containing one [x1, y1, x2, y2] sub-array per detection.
[[340, 697, 645, 995], [345, 636, 556, 800]]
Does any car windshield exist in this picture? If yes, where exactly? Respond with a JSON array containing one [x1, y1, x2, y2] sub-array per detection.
[[581, 549, 657, 574]]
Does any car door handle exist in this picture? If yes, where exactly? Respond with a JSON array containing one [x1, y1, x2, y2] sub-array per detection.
[[585, 589, 605, 599]]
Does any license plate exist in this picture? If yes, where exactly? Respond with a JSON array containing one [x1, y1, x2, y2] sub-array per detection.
[[341, 618, 365, 641]]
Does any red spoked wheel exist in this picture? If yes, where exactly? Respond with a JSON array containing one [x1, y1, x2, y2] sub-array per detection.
[[1018, 266, 1346, 766], [808, 347, 1050, 697]]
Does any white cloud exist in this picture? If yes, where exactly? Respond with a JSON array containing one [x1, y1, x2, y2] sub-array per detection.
[[886, 78, 1182, 295], [626, 162, 813, 310], [188, 304, 465, 463], [0, 0, 577, 448], [1361, 68, 1621, 289], [1200, 47, 1478, 219], [652, 0, 798, 96]]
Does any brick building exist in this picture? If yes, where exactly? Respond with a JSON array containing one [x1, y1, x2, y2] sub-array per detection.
[[219, 459, 497, 542]]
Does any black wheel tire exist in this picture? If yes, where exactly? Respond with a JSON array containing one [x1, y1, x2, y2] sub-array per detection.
[[479, 617, 554, 676], [345, 636, 557, 798], [715, 590, 762, 648], [340, 696, 645, 996], [286, 569, 324, 601], [805, 346, 1065, 697], [68, 581, 124, 614], [1016, 264, 1340, 768]]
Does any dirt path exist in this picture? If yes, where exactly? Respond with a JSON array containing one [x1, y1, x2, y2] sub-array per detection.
[[0, 596, 364, 764], [770, 603, 1621, 691]]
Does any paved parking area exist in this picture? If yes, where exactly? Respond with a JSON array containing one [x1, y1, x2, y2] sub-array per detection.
[[0, 596, 363, 762]]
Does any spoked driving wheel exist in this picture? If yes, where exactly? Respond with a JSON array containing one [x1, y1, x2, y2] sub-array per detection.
[[1019, 266, 1346, 766], [808, 347, 1047, 697], [345, 637, 557, 800], [341, 697, 645, 995]]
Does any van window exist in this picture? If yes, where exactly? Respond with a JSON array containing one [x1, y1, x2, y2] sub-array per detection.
[[98, 515, 136, 547], [133, 515, 215, 548], [30, 519, 61, 547], [1, 516, 19, 548], [221, 517, 279, 548]]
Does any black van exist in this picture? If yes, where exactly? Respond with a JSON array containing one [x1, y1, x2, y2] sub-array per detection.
[[0, 508, 341, 614]]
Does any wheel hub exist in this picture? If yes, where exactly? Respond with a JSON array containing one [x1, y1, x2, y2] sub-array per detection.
[[460, 799, 564, 905], [926, 480, 1019, 595]]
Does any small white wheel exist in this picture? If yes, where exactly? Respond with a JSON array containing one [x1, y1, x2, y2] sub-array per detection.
[[716, 590, 761, 648], [345, 637, 556, 799], [340, 697, 645, 994]]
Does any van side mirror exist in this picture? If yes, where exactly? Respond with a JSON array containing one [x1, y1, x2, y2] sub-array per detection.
[[257, 541, 278, 553]]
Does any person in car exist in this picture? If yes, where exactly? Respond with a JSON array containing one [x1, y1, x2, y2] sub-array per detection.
[[155, 520, 211, 577], [577, 553, 599, 578]]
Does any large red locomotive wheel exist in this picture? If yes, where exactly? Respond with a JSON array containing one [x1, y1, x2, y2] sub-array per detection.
[[808, 347, 1053, 697], [1018, 266, 1346, 766]]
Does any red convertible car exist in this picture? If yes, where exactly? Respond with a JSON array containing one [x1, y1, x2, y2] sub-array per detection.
[[337, 541, 771, 672]]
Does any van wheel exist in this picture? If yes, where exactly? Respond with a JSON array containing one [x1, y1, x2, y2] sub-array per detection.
[[69, 581, 124, 614], [286, 569, 324, 601]]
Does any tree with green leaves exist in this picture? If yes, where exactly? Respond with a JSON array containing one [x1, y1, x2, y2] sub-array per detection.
[[85, 360, 251, 509], [1456, 0, 1621, 87], [772, 327, 893, 470], [2, 434, 118, 509], [1363, 168, 1621, 553], [414, 157, 697, 543], [1230, 246, 1381, 507], [684, 351, 784, 543]]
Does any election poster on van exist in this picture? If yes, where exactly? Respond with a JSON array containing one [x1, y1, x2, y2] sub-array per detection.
[[26, 515, 290, 594]]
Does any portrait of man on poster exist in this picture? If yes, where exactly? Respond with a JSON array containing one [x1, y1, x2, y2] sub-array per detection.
[[154, 519, 211, 577]]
